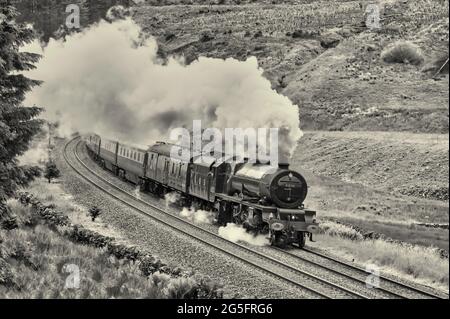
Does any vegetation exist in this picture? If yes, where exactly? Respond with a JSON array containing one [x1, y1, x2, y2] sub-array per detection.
[[88, 206, 102, 222], [0, 193, 223, 298], [313, 219, 449, 291], [43, 161, 61, 183], [381, 41, 425, 65], [0, 1, 43, 226]]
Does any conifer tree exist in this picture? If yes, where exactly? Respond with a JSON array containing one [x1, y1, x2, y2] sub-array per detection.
[[1, 1, 43, 216]]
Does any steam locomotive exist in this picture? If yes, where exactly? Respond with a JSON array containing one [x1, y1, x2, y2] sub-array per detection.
[[85, 134, 319, 248]]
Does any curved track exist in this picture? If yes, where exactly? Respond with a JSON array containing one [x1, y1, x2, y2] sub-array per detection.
[[64, 137, 446, 299], [273, 247, 447, 299]]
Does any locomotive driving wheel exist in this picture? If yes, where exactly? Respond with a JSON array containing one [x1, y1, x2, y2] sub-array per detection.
[[270, 232, 287, 248], [297, 232, 306, 248]]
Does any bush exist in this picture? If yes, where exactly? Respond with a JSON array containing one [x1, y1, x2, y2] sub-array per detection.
[[44, 161, 61, 183], [0, 258, 16, 288], [0, 197, 221, 299], [88, 206, 101, 222], [381, 41, 424, 65]]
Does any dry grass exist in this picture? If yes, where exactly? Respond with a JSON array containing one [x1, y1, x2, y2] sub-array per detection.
[[0, 196, 216, 299], [319, 220, 363, 241], [2, 177, 224, 299], [311, 220, 449, 292]]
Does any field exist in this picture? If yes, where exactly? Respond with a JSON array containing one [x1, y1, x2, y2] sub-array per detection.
[[294, 131, 448, 202], [133, 0, 449, 132], [0, 179, 222, 298], [291, 131, 449, 251]]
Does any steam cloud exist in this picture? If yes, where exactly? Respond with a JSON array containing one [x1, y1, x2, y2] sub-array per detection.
[[218, 223, 269, 246], [24, 12, 302, 160], [179, 207, 215, 224], [165, 193, 214, 224], [18, 127, 49, 166], [164, 192, 180, 206], [18, 139, 48, 166]]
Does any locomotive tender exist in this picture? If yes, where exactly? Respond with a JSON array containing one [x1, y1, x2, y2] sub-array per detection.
[[85, 134, 319, 248]]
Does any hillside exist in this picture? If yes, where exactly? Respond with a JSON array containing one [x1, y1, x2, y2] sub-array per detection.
[[133, 1, 449, 243], [133, 0, 449, 133], [293, 131, 449, 201]]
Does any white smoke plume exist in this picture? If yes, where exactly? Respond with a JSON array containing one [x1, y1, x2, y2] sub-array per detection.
[[133, 185, 141, 200], [164, 192, 181, 206], [17, 126, 49, 167], [18, 140, 48, 166], [23, 12, 302, 159], [218, 223, 269, 246], [164, 192, 214, 224], [179, 207, 215, 224]]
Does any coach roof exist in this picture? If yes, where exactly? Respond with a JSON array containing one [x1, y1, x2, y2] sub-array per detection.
[[149, 142, 194, 159]]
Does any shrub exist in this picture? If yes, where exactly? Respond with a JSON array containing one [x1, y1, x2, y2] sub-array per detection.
[[1, 215, 18, 230], [44, 161, 61, 183], [88, 206, 101, 222], [10, 193, 225, 299], [0, 258, 16, 288], [319, 220, 363, 241], [381, 41, 424, 65]]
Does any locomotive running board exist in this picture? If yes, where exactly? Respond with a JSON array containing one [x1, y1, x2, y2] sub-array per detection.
[[215, 194, 278, 212]]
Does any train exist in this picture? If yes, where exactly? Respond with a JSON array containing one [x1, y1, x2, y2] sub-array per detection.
[[84, 134, 319, 248]]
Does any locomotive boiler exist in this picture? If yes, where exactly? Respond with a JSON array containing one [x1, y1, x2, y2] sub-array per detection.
[[229, 163, 308, 209]]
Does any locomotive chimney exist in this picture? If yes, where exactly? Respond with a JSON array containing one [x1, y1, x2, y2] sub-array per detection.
[[278, 150, 290, 170]]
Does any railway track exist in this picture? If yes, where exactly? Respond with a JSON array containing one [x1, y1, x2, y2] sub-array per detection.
[[273, 247, 447, 299], [64, 137, 446, 299]]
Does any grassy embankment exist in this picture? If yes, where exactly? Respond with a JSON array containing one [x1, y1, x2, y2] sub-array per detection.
[[0, 178, 222, 299]]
